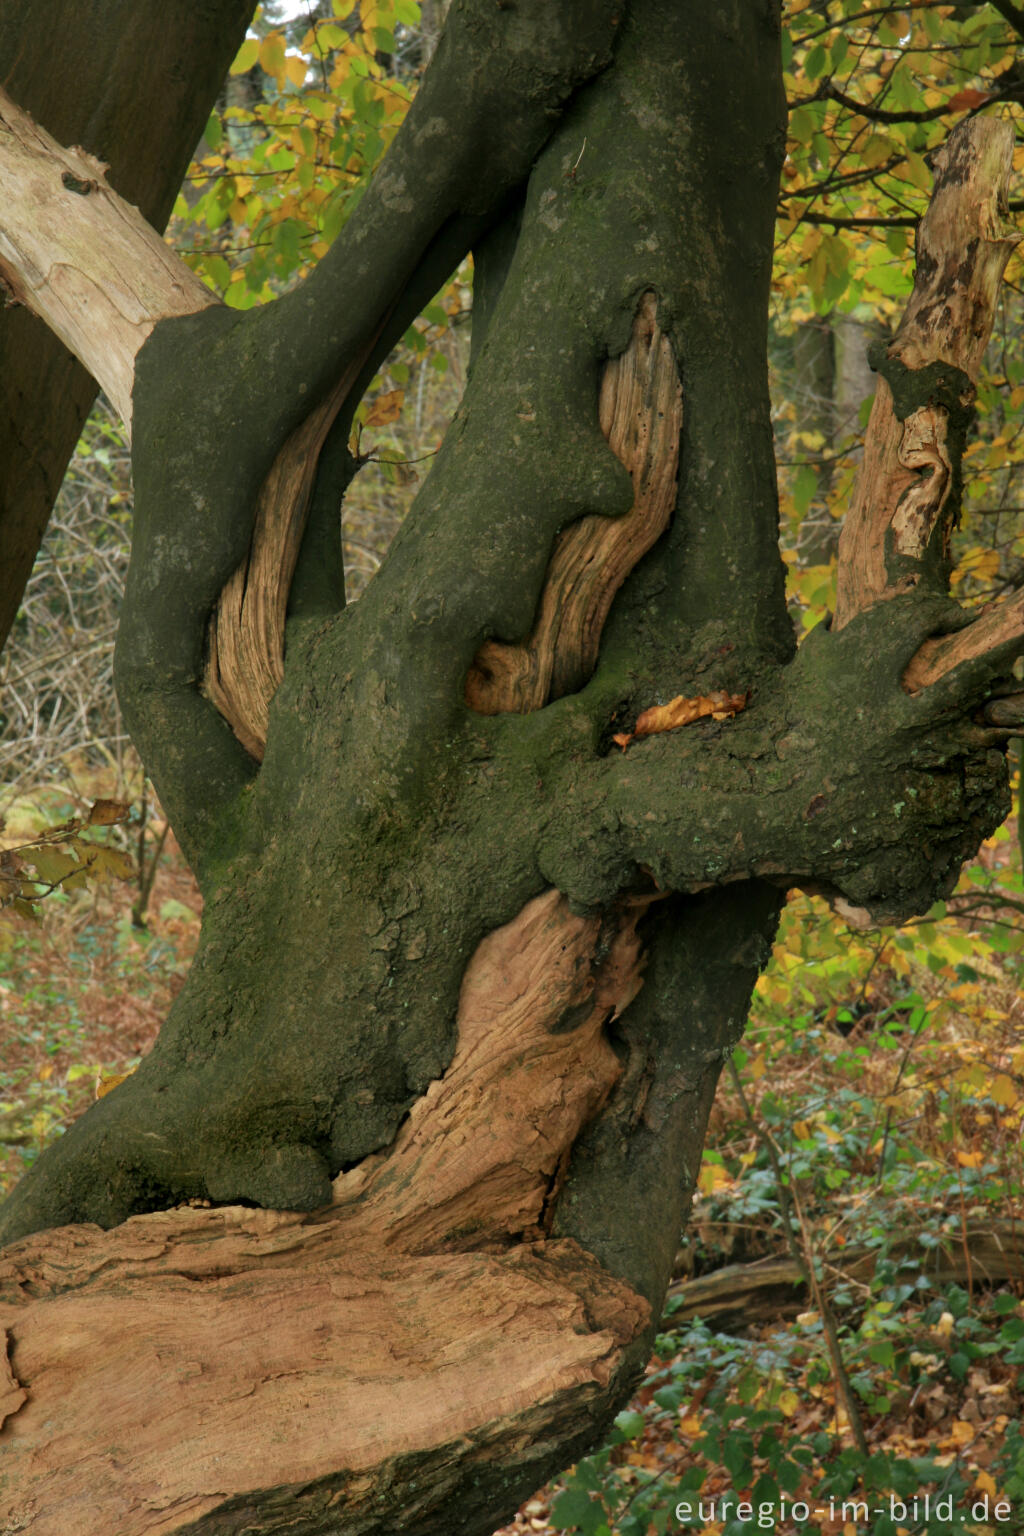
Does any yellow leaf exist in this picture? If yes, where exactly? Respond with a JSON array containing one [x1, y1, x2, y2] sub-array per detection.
[[95, 1066, 137, 1100], [792, 1119, 812, 1141], [990, 1074, 1020, 1108], [364, 388, 404, 427], [259, 32, 287, 81], [777, 1389, 799, 1417], [970, 548, 1001, 579], [956, 1150, 983, 1168], [230, 37, 260, 75], [286, 54, 308, 88], [698, 1161, 732, 1197], [976, 1471, 998, 1498], [80, 845, 136, 884], [678, 1412, 702, 1436], [38, 1064, 54, 1081]]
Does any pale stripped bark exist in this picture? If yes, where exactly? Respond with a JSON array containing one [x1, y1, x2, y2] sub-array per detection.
[[0, 86, 215, 434], [0, 891, 651, 1534], [465, 290, 683, 713], [834, 118, 1024, 703]]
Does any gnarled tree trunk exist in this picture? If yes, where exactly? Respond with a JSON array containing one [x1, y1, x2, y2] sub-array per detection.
[[1, 3, 1022, 1533]]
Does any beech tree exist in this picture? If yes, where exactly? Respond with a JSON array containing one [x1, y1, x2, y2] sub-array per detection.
[[2, 4, 1024, 1534]]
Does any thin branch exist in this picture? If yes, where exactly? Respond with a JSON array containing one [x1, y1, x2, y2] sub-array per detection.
[[726, 1059, 870, 1458]]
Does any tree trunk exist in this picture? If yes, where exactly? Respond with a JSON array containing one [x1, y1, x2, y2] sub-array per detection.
[[0, 0, 255, 654], [1, 3, 1023, 1533]]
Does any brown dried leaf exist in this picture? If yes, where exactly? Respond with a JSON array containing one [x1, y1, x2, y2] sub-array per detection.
[[363, 388, 404, 428], [87, 799, 131, 826]]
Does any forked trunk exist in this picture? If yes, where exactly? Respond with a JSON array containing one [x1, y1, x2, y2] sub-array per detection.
[[1, 3, 1022, 1532]]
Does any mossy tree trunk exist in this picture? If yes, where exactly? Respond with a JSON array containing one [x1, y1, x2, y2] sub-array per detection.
[[1, 3, 1023, 1533]]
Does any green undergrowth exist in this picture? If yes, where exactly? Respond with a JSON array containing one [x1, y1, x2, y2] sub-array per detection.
[[544, 810, 1024, 1536]]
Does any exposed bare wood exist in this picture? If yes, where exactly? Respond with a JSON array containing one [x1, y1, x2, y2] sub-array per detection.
[[466, 290, 683, 713], [903, 587, 1024, 693], [834, 118, 1020, 632], [334, 887, 650, 1248], [0, 85, 216, 433], [0, 890, 651, 1535], [204, 367, 359, 760]]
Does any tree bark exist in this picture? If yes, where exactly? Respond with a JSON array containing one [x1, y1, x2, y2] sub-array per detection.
[[0, 0, 255, 653], [0, 5, 1022, 1534]]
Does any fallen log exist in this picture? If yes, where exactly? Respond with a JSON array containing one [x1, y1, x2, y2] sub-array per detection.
[[667, 1219, 1024, 1330]]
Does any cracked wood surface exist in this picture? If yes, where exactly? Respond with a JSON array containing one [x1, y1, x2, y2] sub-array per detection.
[[834, 119, 1021, 666], [466, 290, 683, 713], [0, 85, 216, 434], [0, 890, 650, 1536]]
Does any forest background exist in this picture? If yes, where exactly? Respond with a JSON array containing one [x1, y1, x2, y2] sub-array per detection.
[[2, 2, 1024, 1532]]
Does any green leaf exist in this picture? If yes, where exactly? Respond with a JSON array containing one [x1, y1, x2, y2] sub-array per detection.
[[804, 43, 827, 80], [792, 464, 818, 517], [230, 37, 260, 75], [551, 1487, 608, 1534], [613, 1409, 646, 1441]]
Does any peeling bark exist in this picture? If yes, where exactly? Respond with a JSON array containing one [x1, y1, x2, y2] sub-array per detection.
[[0, 892, 651, 1536], [466, 290, 682, 713], [835, 118, 1020, 632]]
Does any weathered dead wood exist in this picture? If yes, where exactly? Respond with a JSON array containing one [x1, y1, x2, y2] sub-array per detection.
[[0, 85, 216, 433], [0, 891, 652, 1535], [203, 366, 362, 761], [465, 290, 683, 714], [904, 588, 1024, 694], [0, 84, 357, 763], [834, 118, 1021, 673], [668, 1218, 1024, 1330]]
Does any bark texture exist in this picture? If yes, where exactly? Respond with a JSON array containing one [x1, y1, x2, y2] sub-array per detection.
[[0, 893, 652, 1536], [0, 5, 1022, 1535], [0, 0, 255, 651]]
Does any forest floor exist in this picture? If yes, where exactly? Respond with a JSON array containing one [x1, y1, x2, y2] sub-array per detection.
[[1, 782, 1023, 1536]]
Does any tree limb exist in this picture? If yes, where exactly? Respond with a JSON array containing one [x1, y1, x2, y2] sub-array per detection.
[[834, 116, 1024, 698], [0, 0, 255, 655]]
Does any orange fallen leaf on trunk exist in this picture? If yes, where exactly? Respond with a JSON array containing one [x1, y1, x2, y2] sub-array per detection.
[[612, 690, 747, 749]]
